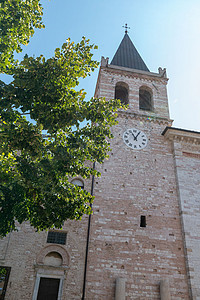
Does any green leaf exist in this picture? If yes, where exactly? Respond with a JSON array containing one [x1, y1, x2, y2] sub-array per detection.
[[0, 0, 125, 237]]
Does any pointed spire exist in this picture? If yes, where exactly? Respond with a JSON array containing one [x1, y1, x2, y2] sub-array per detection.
[[110, 33, 150, 72]]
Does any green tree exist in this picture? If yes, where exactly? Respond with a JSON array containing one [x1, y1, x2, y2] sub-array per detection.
[[0, 0, 44, 72], [0, 1, 123, 237]]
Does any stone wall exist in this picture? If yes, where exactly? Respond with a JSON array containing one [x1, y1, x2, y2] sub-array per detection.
[[0, 179, 91, 299], [172, 135, 200, 299], [84, 64, 190, 299], [0, 61, 198, 300]]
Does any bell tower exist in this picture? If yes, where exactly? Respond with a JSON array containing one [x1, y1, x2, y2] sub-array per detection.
[[85, 33, 190, 299], [95, 32, 170, 121]]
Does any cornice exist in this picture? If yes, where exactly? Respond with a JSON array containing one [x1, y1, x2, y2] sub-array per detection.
[[34, 264, 69, 271], [101, 65, 168, 84], [117, 110, 172, 126], [162, 127, 200, 145]]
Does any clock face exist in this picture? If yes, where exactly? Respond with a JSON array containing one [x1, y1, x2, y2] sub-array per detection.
[[123, 128, 148, 150]]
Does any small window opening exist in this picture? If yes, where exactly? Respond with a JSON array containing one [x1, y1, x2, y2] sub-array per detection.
[[115, 83, 129, 105], [140, 215, 146, 227], [47, 231, 67, 245], [71, 178, 84, 189], [0, 266, 11, 300], [139, 88, 152, 111]]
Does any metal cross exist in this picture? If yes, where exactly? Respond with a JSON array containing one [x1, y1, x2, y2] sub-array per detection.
[[123, 23, 130, 34]]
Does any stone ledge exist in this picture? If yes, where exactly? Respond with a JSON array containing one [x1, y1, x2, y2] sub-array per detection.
[[34, 264, 69, 271], [101, 65, 168, 83], [118, 111, 172, 125], [162, 127, 200, 144]]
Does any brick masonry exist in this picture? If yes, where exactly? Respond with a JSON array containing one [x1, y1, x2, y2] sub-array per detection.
[[84, 64, 190, 299], [0, 56, 199, 299], [164, 130, 200, 300], [0, 177, 91, 300], [0, 218, 89, 300]]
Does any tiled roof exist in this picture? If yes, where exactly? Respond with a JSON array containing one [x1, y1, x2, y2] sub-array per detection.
[[110, 33, 150, 72]]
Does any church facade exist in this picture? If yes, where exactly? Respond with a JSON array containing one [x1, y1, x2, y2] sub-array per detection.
[[0, 33, 200, 300]]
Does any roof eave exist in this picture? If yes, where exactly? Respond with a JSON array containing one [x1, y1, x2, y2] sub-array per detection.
[[162, 126, 200, 142]]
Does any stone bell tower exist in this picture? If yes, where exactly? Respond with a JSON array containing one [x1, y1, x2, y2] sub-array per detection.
[[1, 30, 200, 300], [84, 32, 190, 299]]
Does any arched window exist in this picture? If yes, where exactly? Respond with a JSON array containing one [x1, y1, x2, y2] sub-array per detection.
[[71, 178, 84, 189], [115, 82, 129, 105], [139, 87, 153, 111]]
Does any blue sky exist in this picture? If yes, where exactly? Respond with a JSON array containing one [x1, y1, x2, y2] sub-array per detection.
[[7, 0, 200, 131]]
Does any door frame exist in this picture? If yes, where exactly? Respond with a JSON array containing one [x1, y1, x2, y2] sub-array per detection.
[[32, 274, 64, 300]]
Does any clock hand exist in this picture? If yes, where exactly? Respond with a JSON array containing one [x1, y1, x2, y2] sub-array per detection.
[[135, 131, 141, 141], [131, 132, 136, 140]]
